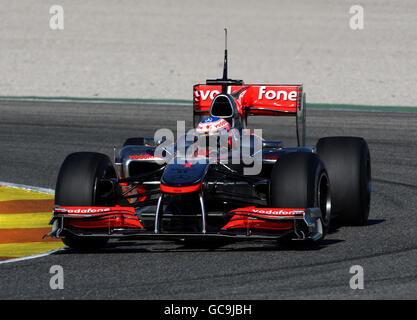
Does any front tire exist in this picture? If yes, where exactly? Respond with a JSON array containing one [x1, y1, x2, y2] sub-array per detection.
[[55, 152, 117, 250], [269, 152, 331, 243], [316, 136, 371, 226]]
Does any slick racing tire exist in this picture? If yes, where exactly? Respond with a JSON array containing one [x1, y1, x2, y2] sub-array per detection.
[[55, 152, 118, 250], [316, 137, 371, 226], [270, 152, 331, 243]]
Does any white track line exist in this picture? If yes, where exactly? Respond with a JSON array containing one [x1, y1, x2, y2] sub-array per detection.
[[0, 181, 54, 195], [0, 248, 67, 265], [0, 181, 61, 265]]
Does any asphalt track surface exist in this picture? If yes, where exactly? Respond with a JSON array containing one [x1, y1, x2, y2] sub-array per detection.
[[0, 100, 416, 299]]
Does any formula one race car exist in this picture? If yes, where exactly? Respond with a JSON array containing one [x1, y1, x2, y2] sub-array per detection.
[[46, 31, 371, 250]]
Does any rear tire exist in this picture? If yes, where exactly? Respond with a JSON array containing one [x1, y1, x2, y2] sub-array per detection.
[[269, 152, 331, 243], [55, 152, 117, 250], [316, 137, 371, 226]]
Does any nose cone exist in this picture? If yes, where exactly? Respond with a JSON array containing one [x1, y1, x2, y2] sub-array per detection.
[[161, 159, 210, 187]]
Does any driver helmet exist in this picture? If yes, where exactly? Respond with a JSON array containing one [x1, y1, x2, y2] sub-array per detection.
[[196, 117, 231, 136], [194, 117, 232, 156]]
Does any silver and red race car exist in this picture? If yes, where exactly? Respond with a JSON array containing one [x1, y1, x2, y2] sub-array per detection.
[[46, 32, 371, 250]]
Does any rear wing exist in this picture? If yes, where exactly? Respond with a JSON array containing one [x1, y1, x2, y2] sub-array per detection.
[[194, 84, 303, 116], [193, 84, 306, 146]]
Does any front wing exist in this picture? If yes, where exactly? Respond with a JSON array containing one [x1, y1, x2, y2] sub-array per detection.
[[45, 205, 323, 241]]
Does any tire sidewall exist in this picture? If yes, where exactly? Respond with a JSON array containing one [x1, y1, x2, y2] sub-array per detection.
[[270, 152, 330, 240], [55, 152, 116, 250], [316, 137, 371, 226]]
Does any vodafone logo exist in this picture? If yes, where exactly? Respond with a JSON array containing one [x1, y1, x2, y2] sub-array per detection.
[[199, 90, 220, 100], [196, 87, 233, 101], [129, 154, 155, 160], [66, 208, 111, 214], [258, 86, 297, 101], [252, 209, 298, 216], [214, 122, 227, 129]]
